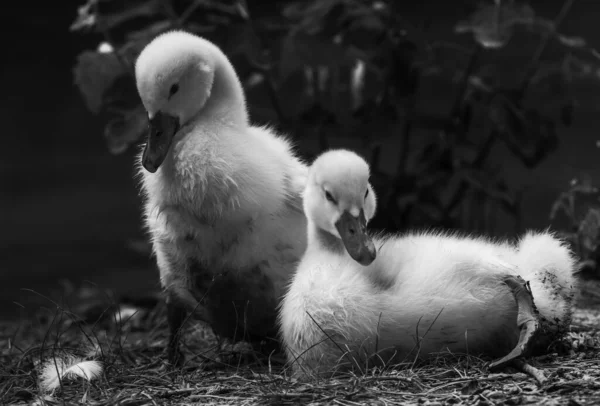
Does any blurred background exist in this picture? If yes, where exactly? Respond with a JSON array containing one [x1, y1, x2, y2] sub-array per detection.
[[3, 0, 600, 321]]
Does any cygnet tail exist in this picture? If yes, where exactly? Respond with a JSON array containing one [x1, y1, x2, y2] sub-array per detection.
[[514, 230, 579, 334]]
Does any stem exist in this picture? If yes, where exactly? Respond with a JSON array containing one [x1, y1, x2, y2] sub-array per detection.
[[441, 46, 488, 219], [370, 143, 382, 173], [444, 130, 501, 218], [393, 37, 420, 176], [473, 130, 499, 168], [396, 111, 413, 176], [263, 75, 289, 129], [178, 0, 204, 26], [513, 190, 523, 233], [317, 116, 330, 153], [235, 0, 289, 130], [93, 5, 132, 74], [92, 9, 140, 135], [517, 0, 576, 98], [450, 45, 481, 121], [160, 0, 179, 24]]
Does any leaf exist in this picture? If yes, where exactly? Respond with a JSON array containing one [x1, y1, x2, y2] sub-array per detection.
[[455, 2, 535, 49], [70, 0, 98, 31], [125, 20, 172, 44], [557, 34, 587, 49], [387, 40, 420, 98], [578, 208, 600, 254], [120, 21, 173, 64], [279, 32, 352, 81], [341, 3, 387, 51], [490, 100, 559, 168], [561, 102, 574, 127], [350, 59, 366, 110], [96, 0, 162, 32], [225, 22, 264, 65], [283, 0, 346, 35], [71, 0, 162, 33], [103, 74, 141, 111], [299, 103, 337, 126], [455, 167, 517, 210], [104, 105, 148, 155], [73, 50, 127, 114], [39, 357, 103, 393], [281, 2, 305, 20], [279, 0, 389, 80], [97, 42, 114, 53]]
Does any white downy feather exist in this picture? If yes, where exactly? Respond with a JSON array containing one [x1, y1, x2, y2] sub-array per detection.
[[39, 357, 103, 392]]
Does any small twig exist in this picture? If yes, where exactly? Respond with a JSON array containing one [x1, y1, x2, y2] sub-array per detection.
[[262, 73, 290, 129], [518, 0, 577, 98], [158, 388, 197, 398], [437, 46, 491, 226], [396, 105, 414, 176], [361, 375, 420, 385], [190, 394, 246, 401], [178, 0, 204, 26], [426, 373, 515, 393], [91, 4, 135, 74], [235, 0, 290, 129], [450, 45, 481, 121], [443, 129, 514, 221], [159, 0, 179, 24]]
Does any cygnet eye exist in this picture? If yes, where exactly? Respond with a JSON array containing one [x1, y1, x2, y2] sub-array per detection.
[[168, 83, 180, 99], [364, 188, 369, 200], [324, 190, 337, 205]]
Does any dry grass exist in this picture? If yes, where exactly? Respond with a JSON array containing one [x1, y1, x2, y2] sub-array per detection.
[[1, 282, 600, 406]]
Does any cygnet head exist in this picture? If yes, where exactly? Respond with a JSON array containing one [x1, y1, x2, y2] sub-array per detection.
[[304, 149, 378, 266], [135, 31, 218, 172]]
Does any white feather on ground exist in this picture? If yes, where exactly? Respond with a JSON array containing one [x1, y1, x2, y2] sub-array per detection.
[[38, 357, 103, 392]]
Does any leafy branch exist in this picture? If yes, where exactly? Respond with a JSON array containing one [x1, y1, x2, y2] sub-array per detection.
[[69, 0, 600, 234]]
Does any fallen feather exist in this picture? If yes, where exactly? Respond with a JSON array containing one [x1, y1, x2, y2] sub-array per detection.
[[39, 356, 103, 392]]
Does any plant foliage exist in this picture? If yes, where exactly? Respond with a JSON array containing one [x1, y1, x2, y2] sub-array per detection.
[[71, 0, 600, 234], [551, 176, 600, 277]]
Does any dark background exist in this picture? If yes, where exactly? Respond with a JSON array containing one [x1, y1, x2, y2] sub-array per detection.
[[3, 0, 600, 320]]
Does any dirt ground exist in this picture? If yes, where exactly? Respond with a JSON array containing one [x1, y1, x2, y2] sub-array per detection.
[[1, 280, 599, 405]]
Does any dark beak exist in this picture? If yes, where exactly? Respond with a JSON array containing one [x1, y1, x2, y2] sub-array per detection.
[[335, 210, 377, 266], [141, 111, 180, 173]]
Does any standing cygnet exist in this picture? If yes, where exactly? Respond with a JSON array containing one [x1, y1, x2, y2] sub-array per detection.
[[134, 30, 308, 364]]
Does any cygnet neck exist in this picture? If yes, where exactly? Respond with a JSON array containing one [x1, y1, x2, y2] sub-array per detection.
[[307, 219, 347, 257], [197, 53, 248, 127]]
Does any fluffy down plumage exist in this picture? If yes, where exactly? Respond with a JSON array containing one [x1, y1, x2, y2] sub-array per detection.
[[279, 149, 577, 379], [134, 30, 308, 363]]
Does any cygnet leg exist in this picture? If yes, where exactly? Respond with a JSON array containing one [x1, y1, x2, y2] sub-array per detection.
[[489, 275, 541, 370], [166, 294, 186, 366], [166, 285, 214, 366]]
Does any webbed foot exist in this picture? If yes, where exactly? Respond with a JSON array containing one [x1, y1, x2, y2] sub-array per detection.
[[165, 287, 214, 366], [489, 275, 541, 370]]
